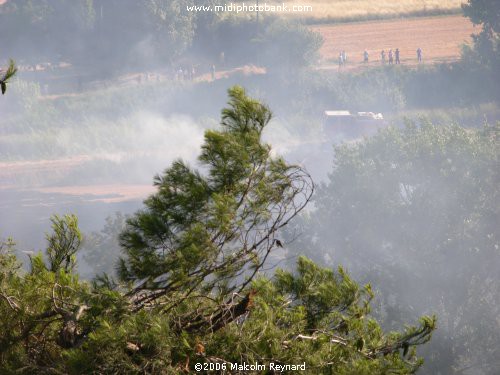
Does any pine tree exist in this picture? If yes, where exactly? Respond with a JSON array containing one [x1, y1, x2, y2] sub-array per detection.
[[118, 85, 314, 327]]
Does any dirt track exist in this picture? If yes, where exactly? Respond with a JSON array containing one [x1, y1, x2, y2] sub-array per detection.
[[313, 15, 479, 69]]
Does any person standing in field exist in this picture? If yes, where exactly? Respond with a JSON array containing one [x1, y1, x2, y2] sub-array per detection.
[[380, 50, 386, 64], [417, 47, 422, 62], [395, 48, 400, 64], [363, 50, 369, 63], [388, 49, 394, 64], [211, 64, 216, 81], [338, 52, 344, 70], [342, 50, 347, 64]]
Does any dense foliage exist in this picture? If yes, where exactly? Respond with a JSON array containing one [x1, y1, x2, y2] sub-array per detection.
[[0, 88, 436, 374], [81, 213, 127, 280], [289, 122, 499, 374], [0, 0, 194, 67], [461, 0, 500, 88], [0, 0, 321, 74]]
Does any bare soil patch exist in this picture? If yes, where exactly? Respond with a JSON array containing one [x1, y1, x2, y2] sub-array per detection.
[[34, 184, 155, 203], [312, 15, 479, 70], [0, 157, 154, 203]]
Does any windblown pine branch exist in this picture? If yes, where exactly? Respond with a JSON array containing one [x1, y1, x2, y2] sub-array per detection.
[[0, 59, 17, 95]]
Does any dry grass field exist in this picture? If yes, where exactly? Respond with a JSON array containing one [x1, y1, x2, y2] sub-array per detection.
[[312, 15, 478, 69], [276, 0, 464, 21]]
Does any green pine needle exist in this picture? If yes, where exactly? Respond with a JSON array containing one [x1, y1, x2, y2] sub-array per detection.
[[1, 59, 17, 95]]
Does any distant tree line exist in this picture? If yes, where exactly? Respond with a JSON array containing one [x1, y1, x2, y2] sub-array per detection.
[[0, 0, 322, 74]]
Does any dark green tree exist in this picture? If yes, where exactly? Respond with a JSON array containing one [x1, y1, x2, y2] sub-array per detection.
[[144, 0, 196, 64], [461, 0, 500, 74], [462, 0, 500, 35], [291, 122, 499, 374], [260, 19, 323, 72]]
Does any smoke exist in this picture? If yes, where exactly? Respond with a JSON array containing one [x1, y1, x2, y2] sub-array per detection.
[[263, 119, 299, 155], [1, 3, 499, 373], [58, 111, 203, 163], [0, 110, 206, 253]]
